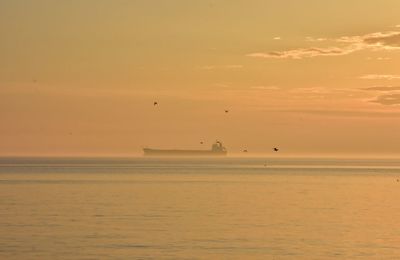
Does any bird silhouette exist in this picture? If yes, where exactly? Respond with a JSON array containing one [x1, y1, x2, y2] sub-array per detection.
[[225, 110, 229, 113], [243, 149, 248, 153], [273, 147, 279, 152], [200, 141, 204, 144], [153, 102, 158, 106]]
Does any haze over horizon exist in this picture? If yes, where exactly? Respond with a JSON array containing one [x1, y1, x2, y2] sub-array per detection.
[[1, 0, 400, 156]]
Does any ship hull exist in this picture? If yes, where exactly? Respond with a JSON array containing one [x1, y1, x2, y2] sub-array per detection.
[[143, 148, 227, 156]]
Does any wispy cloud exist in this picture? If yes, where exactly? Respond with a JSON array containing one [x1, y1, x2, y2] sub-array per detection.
[[250, 85, 280, 90], [366, 57, 391, 61], [305, 37, 328, 42], [271, 109, 400, 118], [370, 94, 400, 105], [289, 87, 333, 94], [338, 31, 400, 50], [377, 57, 391, 60], [362, 31, 400, 49], [248, 29, 400, 59], [362, 84, 400, 105], [247, 47, 356, 59], [360, 74, 400, 80], [361, 86, 400, 91]]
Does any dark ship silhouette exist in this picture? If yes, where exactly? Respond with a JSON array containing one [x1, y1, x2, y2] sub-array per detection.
[[143, 141, 227, 156]]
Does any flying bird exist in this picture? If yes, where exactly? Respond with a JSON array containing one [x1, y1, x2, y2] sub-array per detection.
[[153, 102, 158, 106], [273, 147, 279, 152], [225, 110, 229, 113], [243, 149, 248, 153], [200, 141, 204, 144]]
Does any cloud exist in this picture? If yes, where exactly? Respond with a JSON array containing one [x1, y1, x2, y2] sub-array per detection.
[[248, 29, 400, 59], [305, 37, 328, 42], [247, 47, 356, 59], [199, 65, 243, 70], [366, 57, 391, 60], [259, 109, 400, 118], [289, 87, 361, 94], [370, 94, 400, 105], [361, 86, 400, 91], [362, 32, 400, 49], [336, 31, 400, 48], [360, 74, 400, 80], [290, 87, 332, 94]]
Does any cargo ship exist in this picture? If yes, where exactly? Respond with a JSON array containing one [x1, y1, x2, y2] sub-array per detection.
[[143, 141, 227, 156]]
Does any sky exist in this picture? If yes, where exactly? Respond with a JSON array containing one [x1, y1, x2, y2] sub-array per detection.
[[1, 0, 400, 156]]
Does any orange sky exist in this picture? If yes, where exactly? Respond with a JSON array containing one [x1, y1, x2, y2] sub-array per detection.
[[1, 0, 400, 156]]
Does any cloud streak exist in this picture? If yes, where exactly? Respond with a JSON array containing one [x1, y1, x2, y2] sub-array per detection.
[[247, 47, 356, 59], [360, 31, 400, 49], [360, 74, 400, 80], [362, 86, 400, 91], [250, 85, 280, 90], [370, 94, 400, 105], [305, 37, 328, 42], [248, 30, 400, 59], [252, 108, 400, 118], [361, 83, 400, 105]]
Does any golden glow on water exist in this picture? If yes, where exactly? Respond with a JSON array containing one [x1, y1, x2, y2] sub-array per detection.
[[1, 158, 400, 259]]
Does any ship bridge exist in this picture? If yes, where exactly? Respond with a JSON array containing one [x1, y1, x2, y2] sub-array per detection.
[[212, 141, 226, 152]]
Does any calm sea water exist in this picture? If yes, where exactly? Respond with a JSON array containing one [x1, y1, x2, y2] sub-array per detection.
[[1, 157, 400, 259]]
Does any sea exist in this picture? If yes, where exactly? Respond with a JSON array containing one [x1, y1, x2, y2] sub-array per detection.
[[1, 157, 400, 259]]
